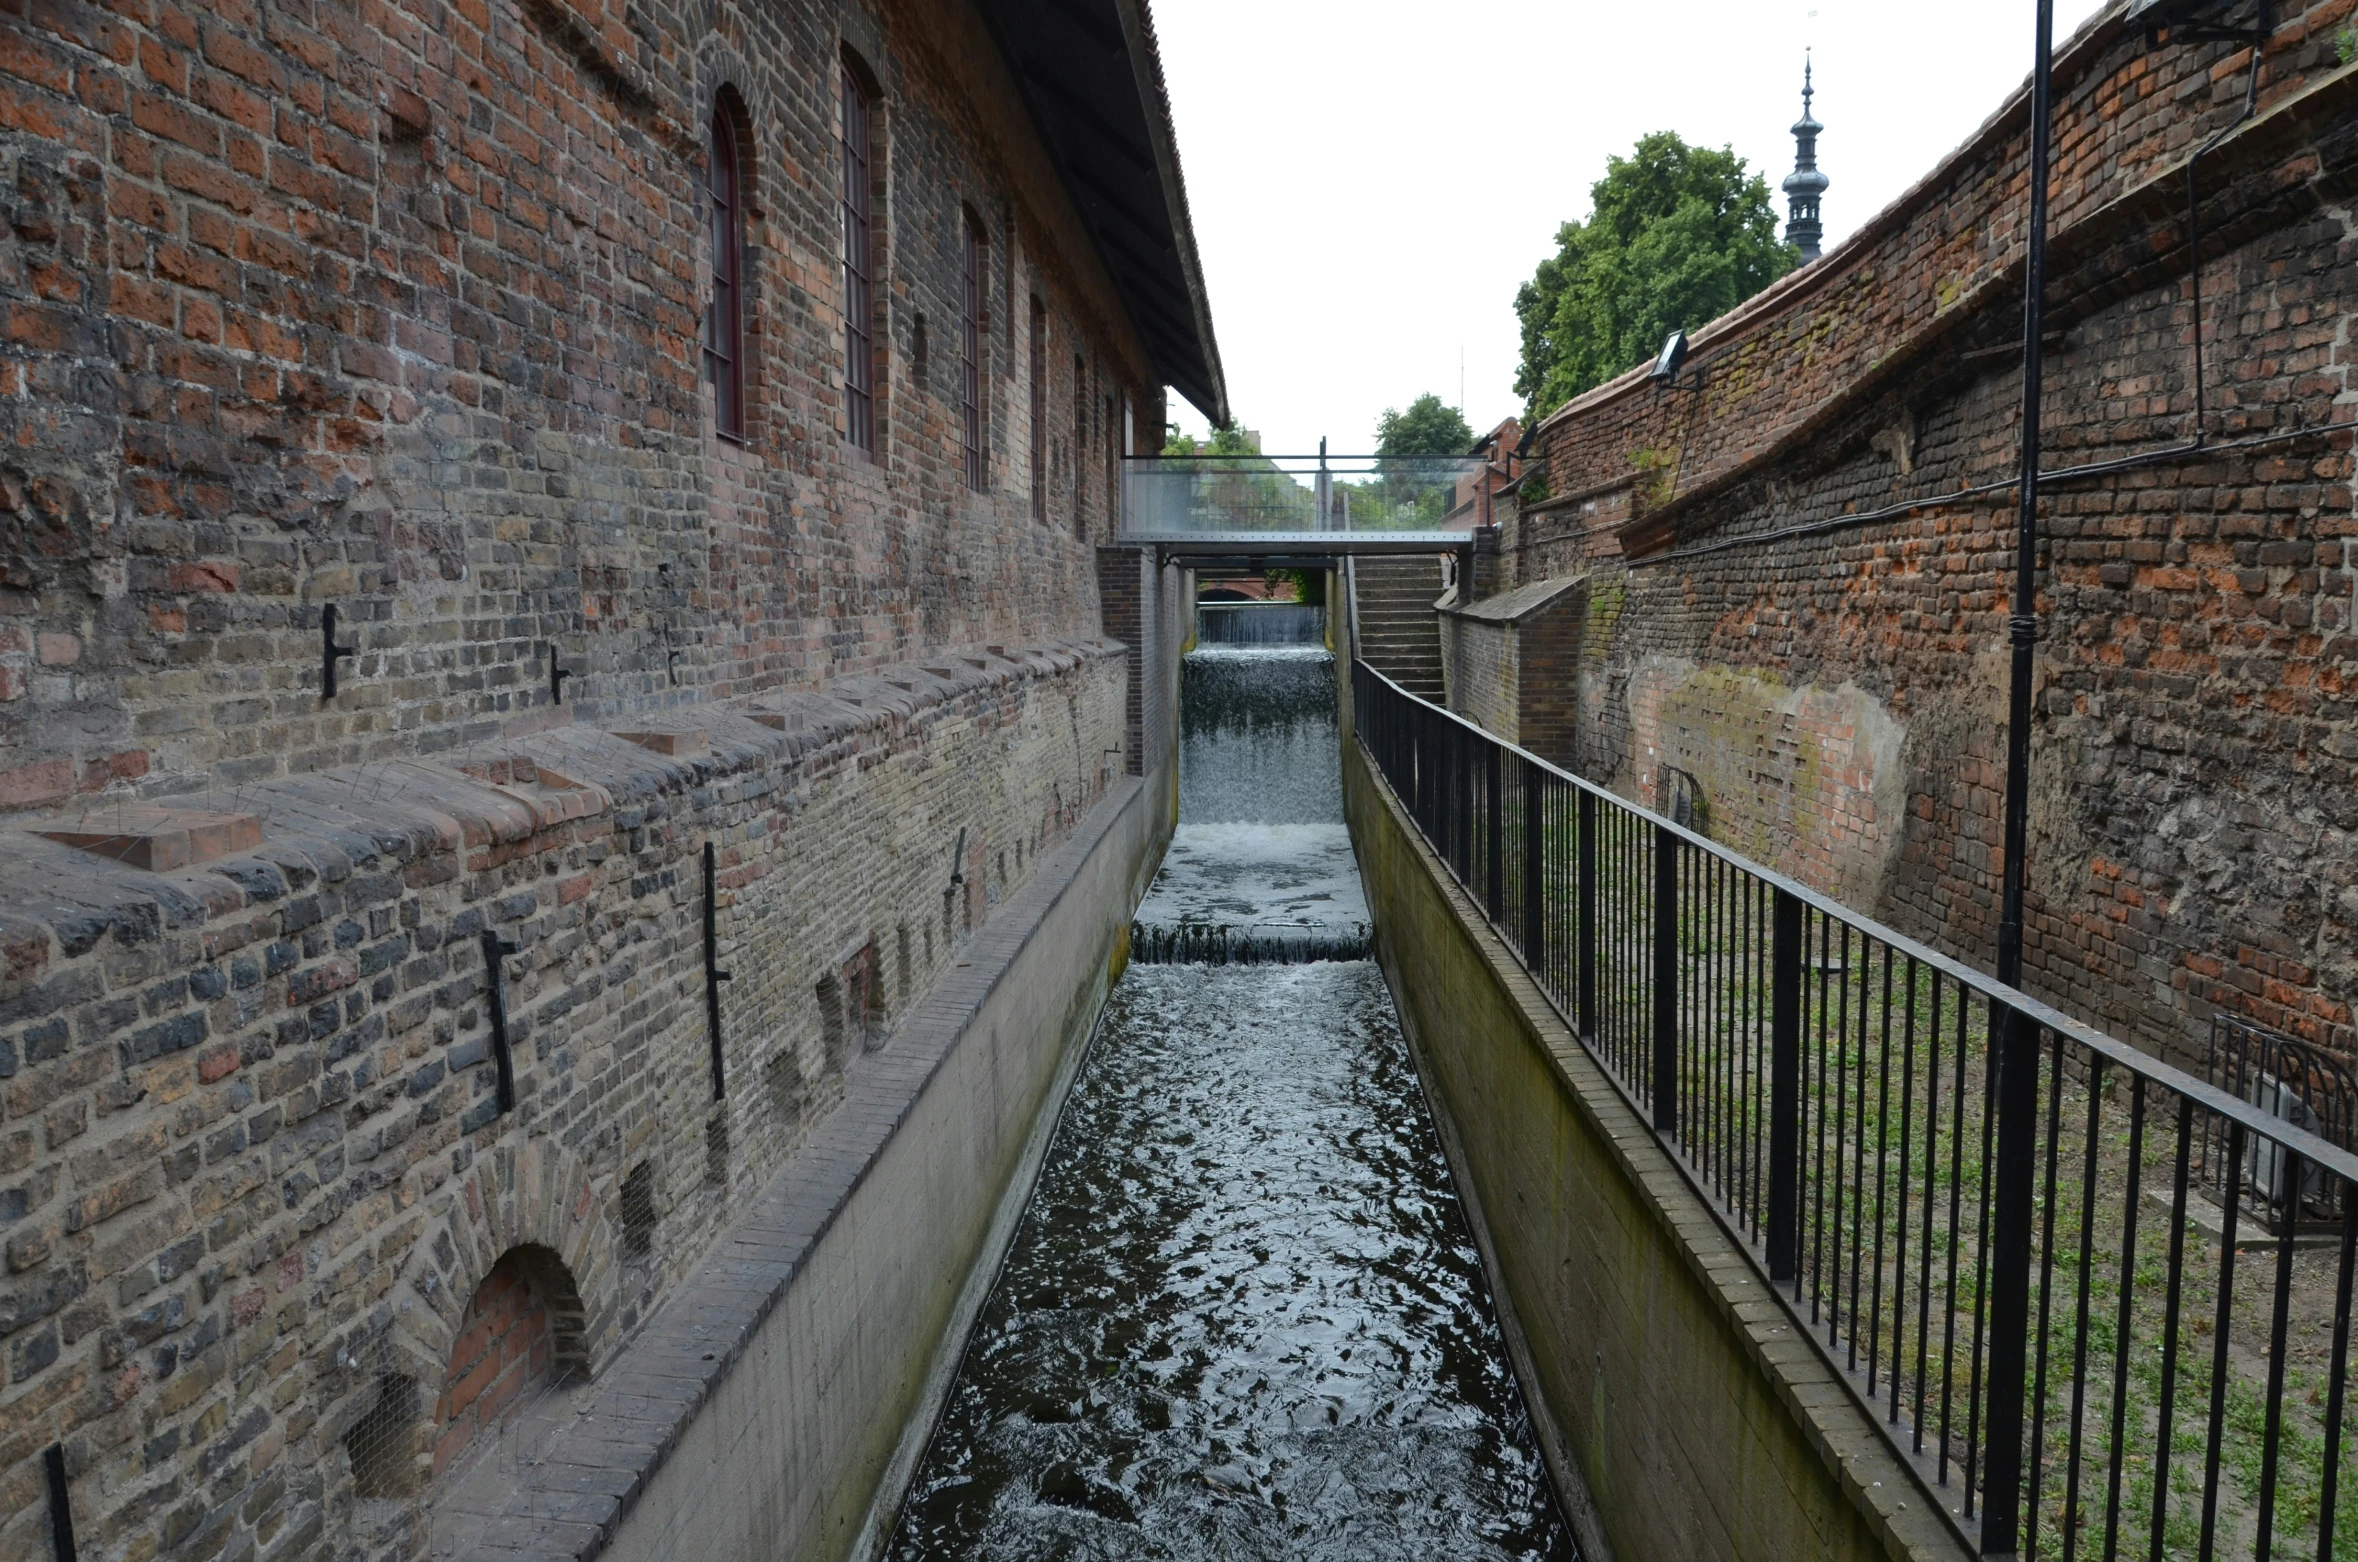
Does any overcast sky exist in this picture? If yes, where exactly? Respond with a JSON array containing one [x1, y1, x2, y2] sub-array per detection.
[[1153, 0, 2112, 454]]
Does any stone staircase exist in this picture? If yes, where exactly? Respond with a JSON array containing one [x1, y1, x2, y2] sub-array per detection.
[[1350, 555, 1447, 700]]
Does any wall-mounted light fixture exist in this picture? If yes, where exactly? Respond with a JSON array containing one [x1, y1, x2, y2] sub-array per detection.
[[2127, 0, 2272, 41], [1650, 330, 1703, 395]]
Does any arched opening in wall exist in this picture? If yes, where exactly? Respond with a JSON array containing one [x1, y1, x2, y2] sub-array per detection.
[[429, 1245, 588, 1482]]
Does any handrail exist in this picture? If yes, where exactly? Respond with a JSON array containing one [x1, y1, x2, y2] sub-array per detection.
[[1352, 657, 2358, 1181], [1351, 656, 2358, 1561]]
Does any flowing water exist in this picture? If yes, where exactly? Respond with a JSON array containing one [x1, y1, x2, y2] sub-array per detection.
[[884, 639, 1576, 1562]]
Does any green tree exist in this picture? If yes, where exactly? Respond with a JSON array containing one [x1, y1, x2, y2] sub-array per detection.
[[1374, 394, 1475, 457], [1162, 422, 1260, 457], [1514, 132, 1794, 419]]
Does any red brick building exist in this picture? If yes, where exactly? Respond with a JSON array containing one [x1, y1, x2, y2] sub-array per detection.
[[1503, 1, 2358, 1071], [0, 0, 1218, 1555]]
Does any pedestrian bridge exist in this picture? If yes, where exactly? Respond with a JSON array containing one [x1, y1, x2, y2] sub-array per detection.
[[1117, 452, 1491, 571]]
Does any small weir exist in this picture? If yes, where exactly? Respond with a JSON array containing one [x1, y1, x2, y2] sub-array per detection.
[[885, 634, 1576, 1559]]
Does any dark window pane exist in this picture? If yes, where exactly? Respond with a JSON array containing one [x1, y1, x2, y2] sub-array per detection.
[[841, 66, 873, 453], [706, 108, 744, 439]]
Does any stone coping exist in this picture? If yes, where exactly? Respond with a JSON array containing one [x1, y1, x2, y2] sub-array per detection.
[[433, 772, 1148, 1559], [1437, 574, 1587, 625], [0, 639, 1123, 980]]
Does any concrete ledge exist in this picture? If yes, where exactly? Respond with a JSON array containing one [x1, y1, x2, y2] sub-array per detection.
[[433, 769, 1164, 1562], [1344, 741, 1968, 1562]]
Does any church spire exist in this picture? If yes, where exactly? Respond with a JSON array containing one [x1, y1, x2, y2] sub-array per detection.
[[1783, 52, 1828, 263]]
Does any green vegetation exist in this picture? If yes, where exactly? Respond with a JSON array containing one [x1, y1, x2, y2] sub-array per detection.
[[1162, 422, 1260, 457], [1375, 394, 1475, 458], [1514, 131, 1795, 420]]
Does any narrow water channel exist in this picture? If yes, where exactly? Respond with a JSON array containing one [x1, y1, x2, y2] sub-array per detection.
[[885, 636, 1576, 1561]]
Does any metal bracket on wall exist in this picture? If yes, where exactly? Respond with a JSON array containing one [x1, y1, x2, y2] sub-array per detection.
[[46, 1443, 75, 1562], [548, 644, 573, 704], [321, 605, 358, 699], [481, 930, 519, 1113], [703, 841, 732, 1100]]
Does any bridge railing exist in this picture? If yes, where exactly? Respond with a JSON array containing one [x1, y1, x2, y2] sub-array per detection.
[[1353, 660, 2358, 1561], [1120, 453, 1492, 538]]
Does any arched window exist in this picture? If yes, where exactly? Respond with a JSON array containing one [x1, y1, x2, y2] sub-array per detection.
[[1072, 353, 1087, 538], [1028, 298, 1046, 521], [839, 63, 874, 453], [706, 105, 746, 440], [961, 213, 985, 490]]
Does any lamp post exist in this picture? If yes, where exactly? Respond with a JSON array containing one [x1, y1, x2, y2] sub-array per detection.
[[1980, 5, 2055, 1553], [1996, 0, 2054, 997]]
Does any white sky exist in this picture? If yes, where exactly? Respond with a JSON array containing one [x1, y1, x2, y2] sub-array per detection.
[[1153, 0, 2111, 454]]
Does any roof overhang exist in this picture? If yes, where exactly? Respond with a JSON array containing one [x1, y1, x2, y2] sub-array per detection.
[[973, 0, 1228, 425]]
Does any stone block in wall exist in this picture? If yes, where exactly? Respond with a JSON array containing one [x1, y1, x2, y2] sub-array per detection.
[[31, 808, 263, 872]]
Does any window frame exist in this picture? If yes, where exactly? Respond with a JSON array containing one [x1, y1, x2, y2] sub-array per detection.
[[1072, 353, 1088, 538], [960, 214, 985, 490], [839, 62, 874, 454], [1028, 298, 1047, 522], [706, 105, 746, 442]]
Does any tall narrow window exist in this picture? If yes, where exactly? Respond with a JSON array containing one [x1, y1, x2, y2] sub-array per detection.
[[839, 65, 873, 453], [1072, 354, 1087, 538], [960, 216, 984, 490], [706, 107, 745, 440], [1029, 299, 1047, 521]]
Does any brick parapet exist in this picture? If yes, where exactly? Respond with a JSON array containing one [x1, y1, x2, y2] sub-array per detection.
[[0, 639, 1122, 1562], [1529, 7, 2358, 543]]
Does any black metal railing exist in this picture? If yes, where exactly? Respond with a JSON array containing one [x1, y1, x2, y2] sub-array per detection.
[[1353, 660, 2358, 1561]]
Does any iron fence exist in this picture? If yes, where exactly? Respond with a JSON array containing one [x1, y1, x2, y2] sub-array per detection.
[[1352, 659, 2358, 1561]]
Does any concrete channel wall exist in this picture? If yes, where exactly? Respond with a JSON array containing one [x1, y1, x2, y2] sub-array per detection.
[[1340, 729, 1967, 1562], [585, 764, 1172, 1562]]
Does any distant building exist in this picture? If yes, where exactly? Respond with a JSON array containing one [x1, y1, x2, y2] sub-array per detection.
[[1783, 55, 1828, 262], [1441, 418, 1526, 533]]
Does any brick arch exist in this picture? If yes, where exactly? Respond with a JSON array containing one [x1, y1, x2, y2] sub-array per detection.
[[692, 39, 764, 217], [428, 1243, 587, 1479], [382, 1139, 621, 1403]]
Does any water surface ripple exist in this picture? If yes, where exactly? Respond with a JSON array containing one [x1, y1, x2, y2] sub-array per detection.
[[884, 959, 1577, 1560]]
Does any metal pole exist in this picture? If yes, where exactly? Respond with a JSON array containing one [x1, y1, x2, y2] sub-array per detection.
[[1522, 768, 1546, 970], [1768, 889, 1803, 1283], [1652, 822, 1679, 1137], [1577, 790, 1597, 1041], [1982, 7, 2054, 1551], [1996, 0, 2053, 995], [1484, 741, 1503, 921]]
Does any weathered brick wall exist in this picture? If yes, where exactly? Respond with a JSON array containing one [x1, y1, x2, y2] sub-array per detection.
[[0, 0, 1196, 1548], [0, 0, 1161, 813], [1528, 10, 2358, 1068], [0, 640, 1123, 1561], [1439, 614, 1519, 745]]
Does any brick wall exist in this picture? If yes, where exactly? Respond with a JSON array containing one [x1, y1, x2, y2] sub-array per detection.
[[0, 640, 1123, 1559], [0, 0, 1163, 814], [1525, 6, 2358, 1068], [0, 0, 1201, 1549]]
